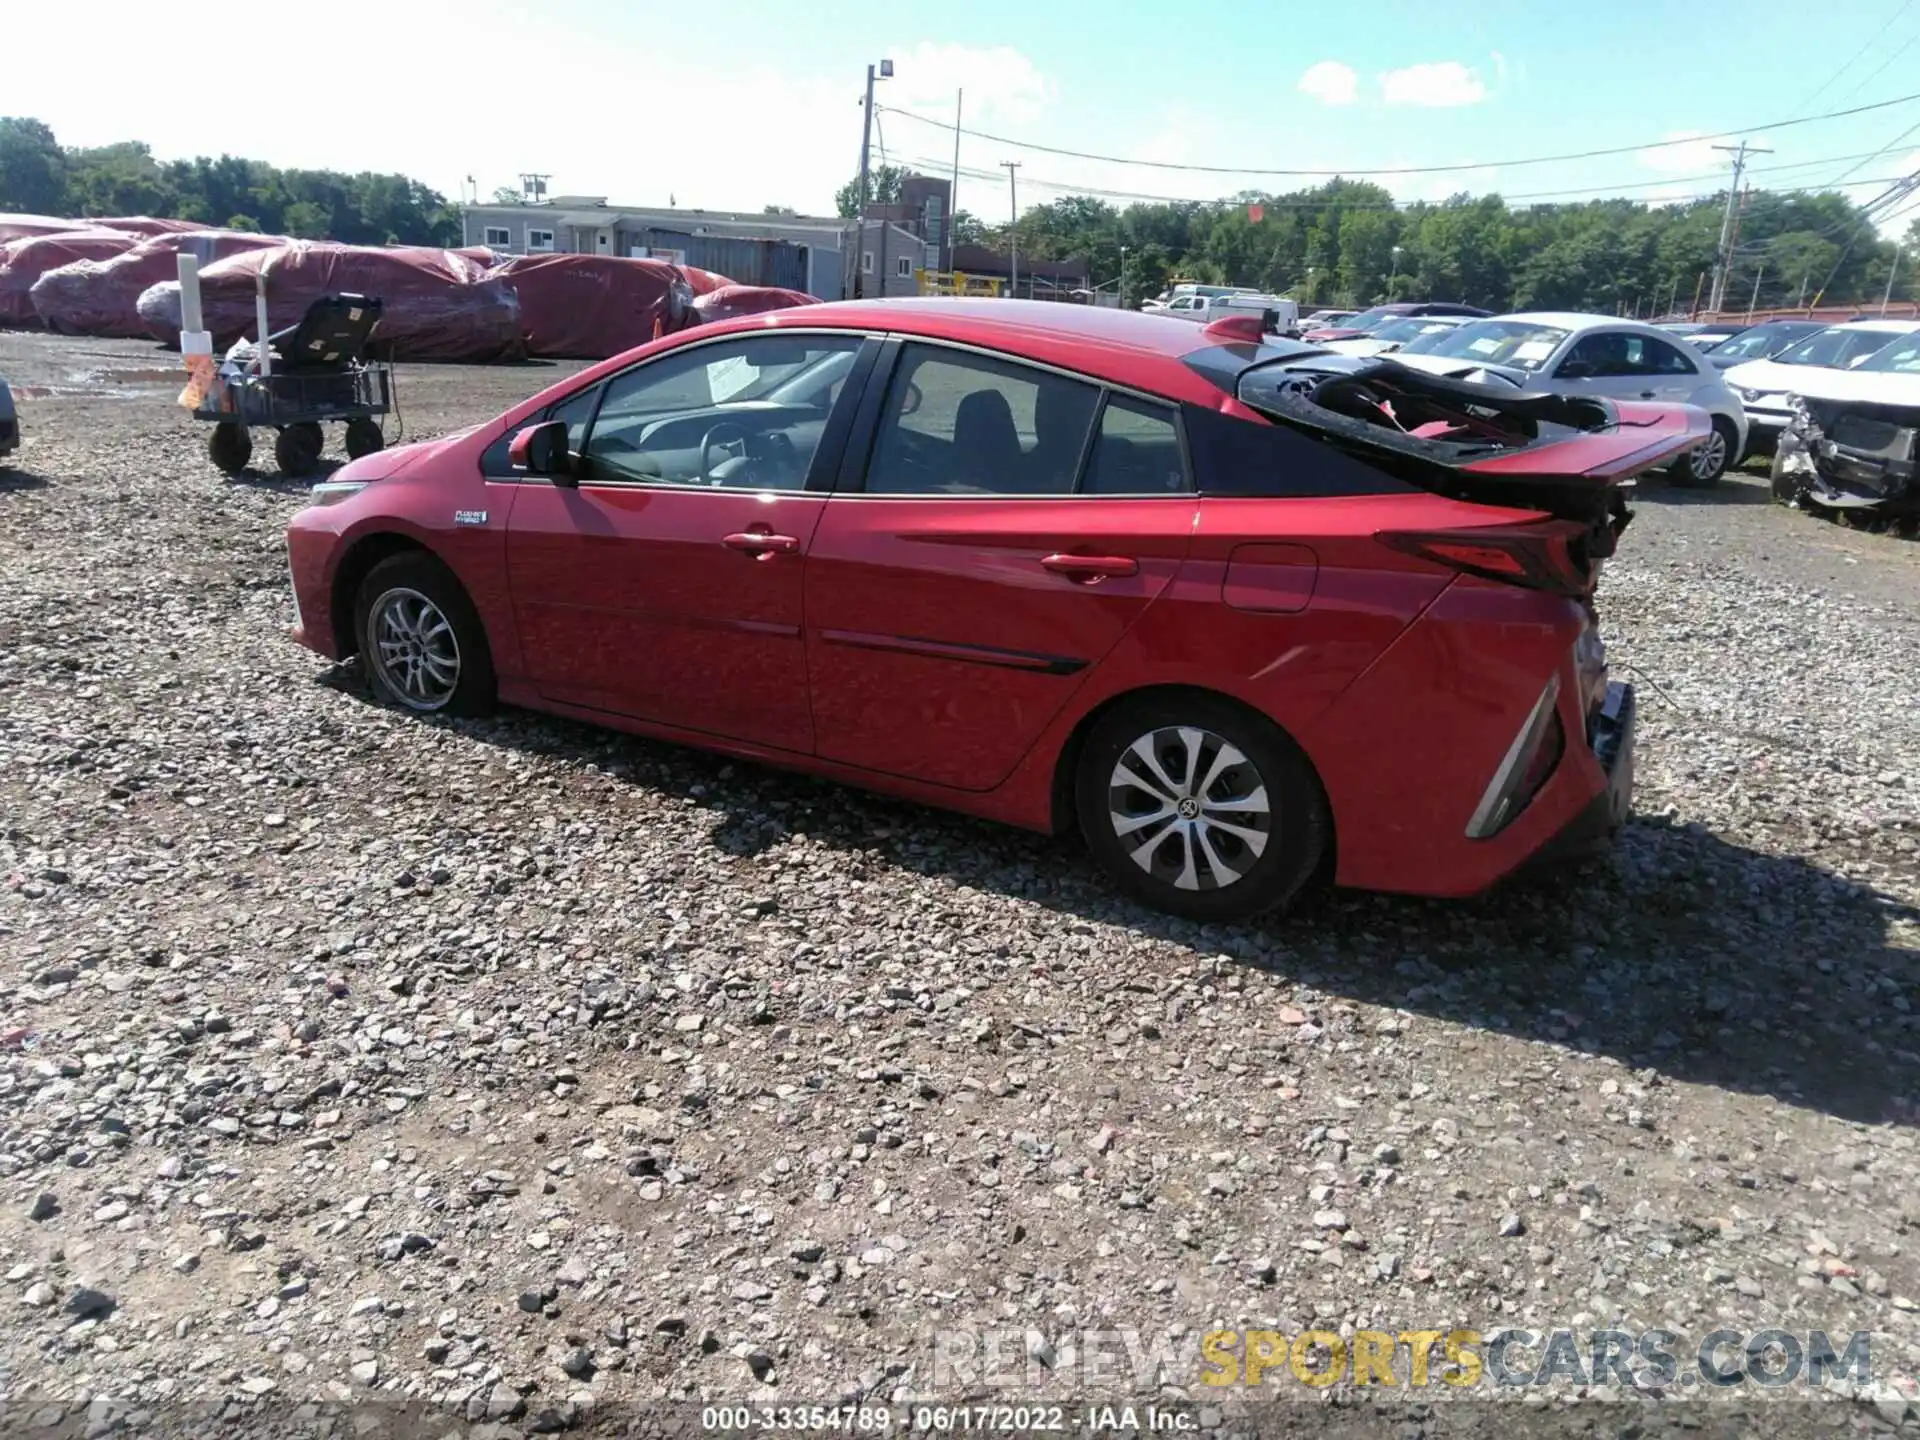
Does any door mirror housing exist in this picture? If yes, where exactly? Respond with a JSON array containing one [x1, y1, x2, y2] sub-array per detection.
[[510, 420, 574, 484], [1556, 360, 1594, 380]]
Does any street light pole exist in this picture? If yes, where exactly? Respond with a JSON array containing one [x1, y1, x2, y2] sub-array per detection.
[[1001, 161, 1021, 298], [1119, 244, 1129, 307], [852, 59, 892, 300], [1884, 244, 1904, 315]]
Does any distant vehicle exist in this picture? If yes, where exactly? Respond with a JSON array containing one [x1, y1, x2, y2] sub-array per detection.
[[1699, 319, 1832, 371], [0, 374, 15, 466], [1165, 293, 1301, 332], [1322, 314, 1468, 357], [1720, 319, 1920, 456], [1302, 309, 1357, 328], [1387, 311, 1748, 485], [1677, 324, 1749, 352], [1148, 283, 1260, 313], [1303, 302, 1492, 344], [285, 298, 1701, 920]]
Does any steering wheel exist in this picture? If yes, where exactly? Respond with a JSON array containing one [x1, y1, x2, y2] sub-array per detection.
[[699, 423, 750, 486]]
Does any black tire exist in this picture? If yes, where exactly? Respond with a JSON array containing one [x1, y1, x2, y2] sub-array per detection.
[[353, 551, 496, 717], [208, 422, 252, 475], [274, 422, 324, 478], [344, 417, 385, 460], [1074, 692, 1329, 923], [1670, 416, 1737, 488]]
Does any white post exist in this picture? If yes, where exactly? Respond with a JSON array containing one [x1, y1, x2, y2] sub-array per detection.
[[255, 272, 272, 378], [175, 252, 215, 410]]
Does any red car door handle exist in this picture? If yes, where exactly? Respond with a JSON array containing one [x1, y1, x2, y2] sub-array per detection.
[[1041, 553, 1138, 580], [723, 531, 801, 557]]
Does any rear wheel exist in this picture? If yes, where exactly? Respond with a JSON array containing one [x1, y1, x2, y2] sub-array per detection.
[[275, 422, 323, 478], [208, 422, 252, 474], [344, 417, 385, 460], [1670, 417, 1736, 487], [1074, 692, 1328, 922], [353, 552, 496, 717]]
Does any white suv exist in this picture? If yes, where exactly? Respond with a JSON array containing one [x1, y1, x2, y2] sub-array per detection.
[[1722, 319, 1920, 457]]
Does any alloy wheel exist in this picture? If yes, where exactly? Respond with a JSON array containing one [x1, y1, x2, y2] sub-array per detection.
[[369, 587, 461, 711], [1690, 428, 1728, 481], [1107, 725, 1272, 891]]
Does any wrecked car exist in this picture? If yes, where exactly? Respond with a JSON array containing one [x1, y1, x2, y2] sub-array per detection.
[[1769, 329, 1920, 527]]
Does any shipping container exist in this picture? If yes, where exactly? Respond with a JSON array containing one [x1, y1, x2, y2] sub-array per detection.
[[624, 229, 811, 293]]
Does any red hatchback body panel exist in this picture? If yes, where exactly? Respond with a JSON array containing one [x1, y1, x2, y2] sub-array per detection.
[[286, 299, 1680, 901]]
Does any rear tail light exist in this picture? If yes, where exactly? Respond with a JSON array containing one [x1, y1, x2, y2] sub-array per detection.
[[1466, 675, 1565, 839], [1377, 521, 1595, 595]]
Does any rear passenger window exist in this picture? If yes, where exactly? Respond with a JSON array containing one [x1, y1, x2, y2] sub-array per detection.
[[864, 344, 1098, 495], [1082, 395, 1187, 494]]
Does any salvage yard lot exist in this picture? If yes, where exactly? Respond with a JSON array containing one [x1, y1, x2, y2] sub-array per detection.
[[2, 331, 1920, 1426]]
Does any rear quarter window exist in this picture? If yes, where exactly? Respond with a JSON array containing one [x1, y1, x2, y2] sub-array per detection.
[[1180, 403, 1413, 497]]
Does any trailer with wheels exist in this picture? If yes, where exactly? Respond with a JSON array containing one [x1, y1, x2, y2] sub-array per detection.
[[193, 293, 395, 479]]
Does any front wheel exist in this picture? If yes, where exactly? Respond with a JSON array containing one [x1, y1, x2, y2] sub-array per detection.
[[1671, 417, 1737, 488], [353, 552, 496, 716], [344, 417, 384, 460], [1074, 693, 1328, 922], [275, 421, 323, 478], [208, 422, 252, 475]]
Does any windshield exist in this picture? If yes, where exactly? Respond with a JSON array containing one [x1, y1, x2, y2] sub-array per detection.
[[1413, 319, 1572, 371], [1340, 306, 1405, 331], [1774, 326, 1906, 368], [1368, 318, 1430, 343], [1854, 333, 1920, 373], [1396, 321, 1466, 354], [1709, 322, 1817, 360]]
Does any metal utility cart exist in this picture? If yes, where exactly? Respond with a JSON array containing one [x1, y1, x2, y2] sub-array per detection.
[[193, 293, 394, 478]]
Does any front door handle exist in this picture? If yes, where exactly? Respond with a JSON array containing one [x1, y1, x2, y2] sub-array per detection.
[[723, 530, 801, 558], [1041, 552, 1138, 581], [1638, 390, 1656, 399]]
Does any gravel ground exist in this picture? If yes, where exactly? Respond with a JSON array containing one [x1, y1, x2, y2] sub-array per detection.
[[2, 332, 1919, 1437]]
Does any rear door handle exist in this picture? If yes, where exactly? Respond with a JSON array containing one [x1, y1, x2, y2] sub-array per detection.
[[1041, 552, 1138, 580], [723, 530, 801, 557], [1638, 390, 1656, 399]]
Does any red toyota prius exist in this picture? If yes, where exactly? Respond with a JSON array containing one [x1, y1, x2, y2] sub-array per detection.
[[285, 299, 1703, 921]]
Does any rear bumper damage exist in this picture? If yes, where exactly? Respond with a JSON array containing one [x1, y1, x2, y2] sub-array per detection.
[[1776, 398, 1920, 516]]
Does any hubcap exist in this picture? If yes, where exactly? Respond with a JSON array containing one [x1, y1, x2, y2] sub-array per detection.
[[1691, 430, 1727, 479], [369, 587, 460, 711], [1108, 725, 1272, 892]]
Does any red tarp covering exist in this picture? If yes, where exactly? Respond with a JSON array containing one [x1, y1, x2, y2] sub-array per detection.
[[0, 214, 83, 243], [136, 241, 524, 361], [0, 230, 138, 327], [488, 254, 729, 359], [31, 230, 285, 338], [690, 284, 820, 326], [88, 216, 204, 238]]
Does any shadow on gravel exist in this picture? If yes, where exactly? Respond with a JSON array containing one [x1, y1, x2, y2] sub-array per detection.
[[0, 466, 52, 491], [1634, 478, 1774, 507], [330, 672, 1920, 1129]]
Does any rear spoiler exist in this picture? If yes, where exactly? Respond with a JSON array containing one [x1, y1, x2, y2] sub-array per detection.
[[1228, 354, 1709, 523]]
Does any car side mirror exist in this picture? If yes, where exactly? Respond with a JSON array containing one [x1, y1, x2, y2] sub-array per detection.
[[509, 420, 574, 485], [1557, 360, 1594, 380]]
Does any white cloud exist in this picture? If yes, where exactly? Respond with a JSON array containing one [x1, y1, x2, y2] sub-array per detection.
[[1298, 61, 1359, 107], [886, 41, 1054, 125], [1379, 62, 1487, 108]]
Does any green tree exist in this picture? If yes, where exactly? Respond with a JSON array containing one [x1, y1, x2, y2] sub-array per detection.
[[835, 164, 910, 218], [0, 117, 66, 213]]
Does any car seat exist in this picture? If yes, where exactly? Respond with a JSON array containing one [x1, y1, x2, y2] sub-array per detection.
[[952, 389, 1023, 491]]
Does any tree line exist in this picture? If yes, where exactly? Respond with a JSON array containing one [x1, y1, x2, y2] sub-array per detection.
[[0, 117, 461, 248], [847, 164, 1916, 315]]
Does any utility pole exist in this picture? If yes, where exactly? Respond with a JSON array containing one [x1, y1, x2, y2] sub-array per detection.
[[1708, 140, 1770, 314], [1747, 263, 1765, 320], [1666, 276, 1679, 317], [948, 89, 963, 274], [1883, 244, 1905, 314], [853, 60, 892, 299], [1795, 271, 1811, 310], [1001, 161, 1021, 298]]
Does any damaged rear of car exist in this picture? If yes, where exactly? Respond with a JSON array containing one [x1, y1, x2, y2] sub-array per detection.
[[1182, 338, 1709, 894], [1768, 331, 1920, 526]]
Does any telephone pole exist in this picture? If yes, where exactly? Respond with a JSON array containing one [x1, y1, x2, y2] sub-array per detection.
[[1001, 161, 1022, 297], [1883, 243, 1905, 314], [852, 59, 893, 300], [1708, 140, 1770, 314], [1747, 263, 1765, 320]]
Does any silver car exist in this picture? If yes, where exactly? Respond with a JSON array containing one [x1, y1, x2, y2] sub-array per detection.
[[1388, 311, 1750, 485]]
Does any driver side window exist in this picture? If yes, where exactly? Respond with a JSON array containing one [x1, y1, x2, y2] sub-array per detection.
[[578, 333, 863, 489]]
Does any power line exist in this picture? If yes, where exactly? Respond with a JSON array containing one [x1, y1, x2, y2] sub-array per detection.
[[901, 150, 1913, 215], [1836, 21, 1920, 106], [877, 88, 1920, 178], [1804, 0, 1914, 104]]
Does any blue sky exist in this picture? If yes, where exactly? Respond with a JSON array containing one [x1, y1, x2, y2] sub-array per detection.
[[13, 0, 1920, 230]]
